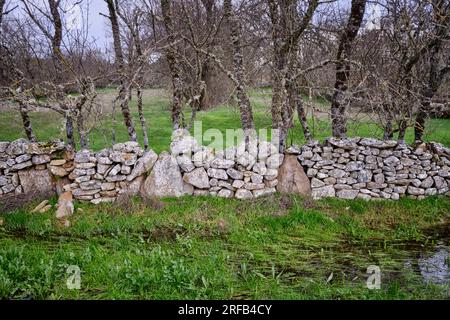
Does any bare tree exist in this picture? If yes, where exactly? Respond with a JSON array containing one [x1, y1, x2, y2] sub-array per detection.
[[104, 0, 138, 141], [330, 0, 366, 138], [224, 0, 254, 132], [268, 0, 319, 150]]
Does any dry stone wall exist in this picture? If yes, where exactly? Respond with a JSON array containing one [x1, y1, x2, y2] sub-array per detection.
[[286, 137, 450, 200], [0, 139, 68, 198], [1, 134, 449, 206]]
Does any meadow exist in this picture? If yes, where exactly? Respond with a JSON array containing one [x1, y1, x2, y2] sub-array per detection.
[[0, 195, 449, 299], [0, 88, 449, 153]]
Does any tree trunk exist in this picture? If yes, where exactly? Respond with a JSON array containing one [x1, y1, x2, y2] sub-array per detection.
[[137, 85, 149, 151], [330, 0, 366, 138], [224, 0, 254, 133], [161, 0, 184, 130], [66, 116, 76, 149], [106, 0, 137, 141], [414, 41, 449, 141], [19, 105, 36, 142], [291, 83, 312, 142]]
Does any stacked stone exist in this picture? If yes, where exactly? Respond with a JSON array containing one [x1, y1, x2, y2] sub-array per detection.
[[287, 137, 450, 200], [64, 142, 158, 204], [170, 131, 283, 200], [0, 139, 66, 197]]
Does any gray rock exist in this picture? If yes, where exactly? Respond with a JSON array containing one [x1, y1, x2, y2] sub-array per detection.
[[266, 153, 284, 169], [176, 155, 195, 173], [5, 139, 27, 155], [420, 177, 434, 188], [210, 158, 235, 169], [97, 164, 111, 175], [170, 134, 198, 155], [218, 189, 234, 198], [15, 154, 31, 164], [127, 150, 158, 181], [264, 169, 278, 181], [183, 168, 210, 189], [141, 152, 185, 197], [11, 161, 33, 171], [244, 182, 265, 191], [75, 150, 91, 163], [327, 137, 359, 150], [235, 189, 253, 200], [32, 155, 51, 165], [311, 178, 325, 188], [345, 161, 364, 172], [232, 180, 245, 189], [108, 164, 121, 176], [207, 168, 228, 180], [251, 173, 264, 184], [226, 168, 244, 180], [329, 169, 347, 178], [253, 188, 276, 198], [384, 156, 400, 167], [407, 186, 425, 196], [336, 189, 359, 200], [372, 173, 384, 184], [312, 185, 335, 199], [121, 166, 131, 175], [433, 176, 447, 189], [357, 170, 372, 183], [97, 157, 113, 165], [253, 162, 267, 175]]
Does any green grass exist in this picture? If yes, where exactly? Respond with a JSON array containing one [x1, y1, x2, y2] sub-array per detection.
[[0, 89, 448, 153], [0, 195, 449, 300]]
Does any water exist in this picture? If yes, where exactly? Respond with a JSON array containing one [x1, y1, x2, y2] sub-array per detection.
[[418, 243, 449, 286]]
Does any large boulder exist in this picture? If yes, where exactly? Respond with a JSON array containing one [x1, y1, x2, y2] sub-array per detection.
[[18, 168, 55, 195], [276, 155, 311, 196], [141, 152, 184, 197]]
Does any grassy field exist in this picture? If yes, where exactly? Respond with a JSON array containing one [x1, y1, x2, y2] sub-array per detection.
[[0, 194, 449, 300], [0, 88, 449, 153]]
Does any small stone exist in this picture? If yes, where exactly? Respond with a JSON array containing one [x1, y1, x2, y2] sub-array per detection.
[[176, 155, 195, 172], [50, 159, 67, 166], [253, 188, 276, 198], [311, 178, 325, 188], [235, 189, 253, 200], [407, 186, 425, 196], [226, 168, 244, 180], [207, 168, 228, 180], [312, 185, 335, 199], [49, 165, 69, 177], [232, 180, 245, 189], [15, 154, 31, 164], [183, 168, 210, 189], [251, 173, 264, 184], [336, 189, 359, 200], [218, 189, 234, 198], [56, 192, 74, 219], [31, 200, 49, 213]]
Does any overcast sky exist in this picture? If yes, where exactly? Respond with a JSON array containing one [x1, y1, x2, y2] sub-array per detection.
[[6, 0, 381, 51]]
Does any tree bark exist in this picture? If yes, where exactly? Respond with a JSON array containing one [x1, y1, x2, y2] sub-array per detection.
[[330, 0, 366, 138], [161, 0, 184, 130], [224, 0, 254, 132], [19, 105, 36, 142], [105, 0, 137, 141]]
